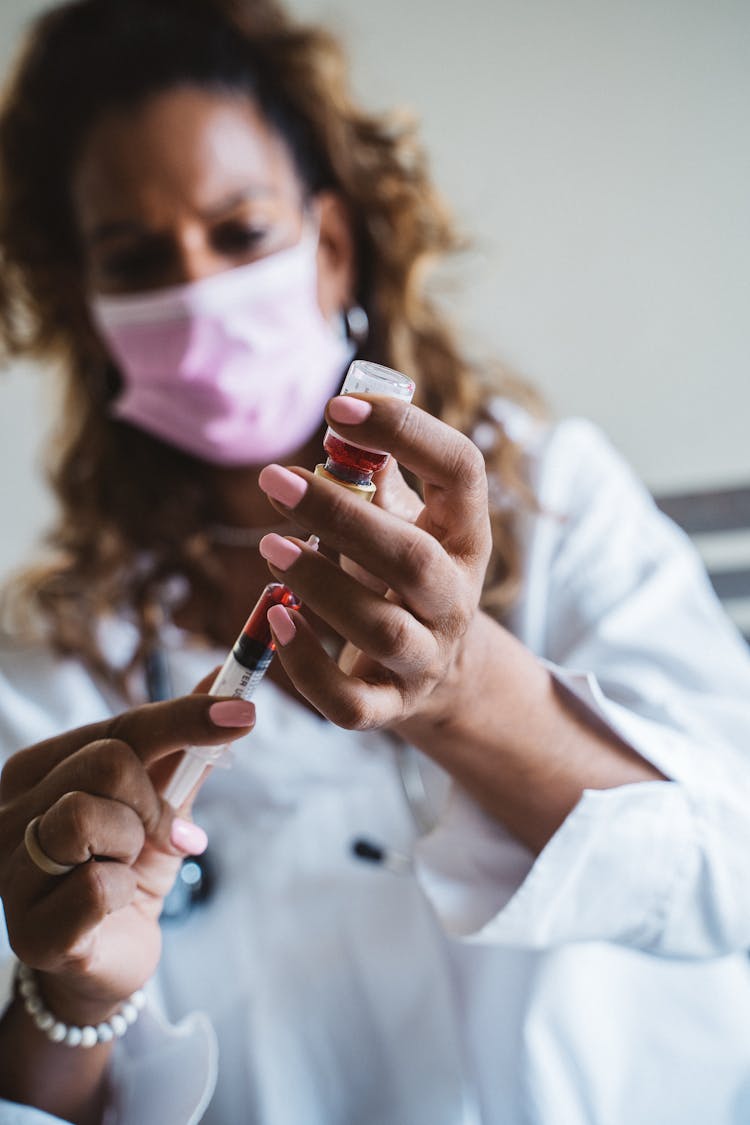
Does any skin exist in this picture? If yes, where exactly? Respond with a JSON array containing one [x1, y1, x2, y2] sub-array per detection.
[[0, 86, 663, 1121]]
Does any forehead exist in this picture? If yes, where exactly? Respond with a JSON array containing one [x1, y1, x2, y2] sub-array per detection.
[[72, 86, 302, 229]]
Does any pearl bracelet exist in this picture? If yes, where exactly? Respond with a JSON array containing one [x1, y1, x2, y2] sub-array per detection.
[[16, 962, 146, 1048]]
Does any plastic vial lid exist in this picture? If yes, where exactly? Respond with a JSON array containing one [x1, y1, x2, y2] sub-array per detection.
[[340, 360, 415, 404]]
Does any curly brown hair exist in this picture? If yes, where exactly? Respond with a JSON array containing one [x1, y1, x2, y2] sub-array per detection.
[[0, 0, 541, 691]]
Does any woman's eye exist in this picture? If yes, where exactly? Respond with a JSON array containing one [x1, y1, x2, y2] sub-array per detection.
[[97, 242, 171, 286], [212, 223, 267, 256]]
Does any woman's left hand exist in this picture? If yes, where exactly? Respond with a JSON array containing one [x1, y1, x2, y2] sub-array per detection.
[[258, 393, 492, 730]]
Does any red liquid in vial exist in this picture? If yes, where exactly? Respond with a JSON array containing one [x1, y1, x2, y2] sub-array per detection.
[[323, 432, 388, 475]]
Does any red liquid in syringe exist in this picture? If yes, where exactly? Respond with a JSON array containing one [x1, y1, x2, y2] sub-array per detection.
[[163, 581, 302, 808], [237, 582, 301, 661], [323, 432, 388, 484]]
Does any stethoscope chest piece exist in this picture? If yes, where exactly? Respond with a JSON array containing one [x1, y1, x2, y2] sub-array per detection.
[[161, 849, 216, 923]]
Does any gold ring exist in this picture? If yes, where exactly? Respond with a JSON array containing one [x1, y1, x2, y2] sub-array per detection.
[[23, 816, 75, 877]]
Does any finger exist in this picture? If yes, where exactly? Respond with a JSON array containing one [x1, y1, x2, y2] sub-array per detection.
[[267, 605, 404, 729], [9, 792, 146, 903], [325, 395, 490, 551], [33, 740, 160, 837], [2, 693, 255, 796], [39, 791, 145, 867], [339, 554, 389, 595], [372, 457, 425, 524], [42, 738, 210, 858], [341, 457, 423, 592], [257, 470, 459, 621], [6, 853, 137, 972], [98, 696, 256, 775], [260, 535, 437, 675]]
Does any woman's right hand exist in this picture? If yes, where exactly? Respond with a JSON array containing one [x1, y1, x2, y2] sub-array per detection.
[[0, 693, 254, 1025]]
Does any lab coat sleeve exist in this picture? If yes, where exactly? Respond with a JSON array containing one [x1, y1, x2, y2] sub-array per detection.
[[0, 1104, 69, 1124], [415, 418, 750, 959]]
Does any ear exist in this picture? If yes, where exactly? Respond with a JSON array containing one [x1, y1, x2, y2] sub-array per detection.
[[315, 190, 357, 319]]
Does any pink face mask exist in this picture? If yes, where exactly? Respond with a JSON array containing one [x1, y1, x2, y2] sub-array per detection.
[[90, 233, 354, 466]]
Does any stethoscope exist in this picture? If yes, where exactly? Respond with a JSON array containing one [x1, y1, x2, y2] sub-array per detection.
[[146, 647, 432, 923]]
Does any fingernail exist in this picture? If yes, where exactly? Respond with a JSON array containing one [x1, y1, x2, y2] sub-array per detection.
[[209, 699, 256, 727], [170, 818, 208, 855], [267, 604, 297, 647], [259, 533, 302, 571], [258, 465, 308, 509], [328, 396, 373, 425]]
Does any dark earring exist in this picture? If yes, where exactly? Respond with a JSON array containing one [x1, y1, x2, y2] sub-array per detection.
[[344, 304, 369, 347]]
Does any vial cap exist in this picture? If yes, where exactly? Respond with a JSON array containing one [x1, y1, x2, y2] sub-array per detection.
[[340, 360, 415, 403]]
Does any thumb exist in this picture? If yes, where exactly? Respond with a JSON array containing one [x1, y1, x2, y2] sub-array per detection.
[[133, 792, 210, 862], [373, 458, 424, 523], [339, 460, 424, 592], [163, 804, 210, 858]]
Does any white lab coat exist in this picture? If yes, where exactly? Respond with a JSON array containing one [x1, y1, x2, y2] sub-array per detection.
[[2, 416, 750, 1125]]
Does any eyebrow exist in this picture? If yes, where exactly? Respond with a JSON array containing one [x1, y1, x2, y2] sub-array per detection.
[[85, 185, 276, 245]]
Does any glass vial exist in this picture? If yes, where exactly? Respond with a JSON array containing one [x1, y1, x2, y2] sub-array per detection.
[[315, 360, 416, 500]]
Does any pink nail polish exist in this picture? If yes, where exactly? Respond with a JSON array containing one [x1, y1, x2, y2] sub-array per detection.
[[327, 396, 373, 425], [259, 533, 302, 571], [258, 465, 308, 509], [170, 818, 208, 855], [209, 699, 256, 727], [267, 603, 297, 647]]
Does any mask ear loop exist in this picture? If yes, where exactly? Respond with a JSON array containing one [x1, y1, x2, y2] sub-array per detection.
[[303, 199, 369, 348]]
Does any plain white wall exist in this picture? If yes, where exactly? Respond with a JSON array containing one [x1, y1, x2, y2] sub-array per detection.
[[0, 0, 748, 576]]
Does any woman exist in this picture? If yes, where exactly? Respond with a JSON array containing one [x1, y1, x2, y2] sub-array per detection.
[[0, 1, 749, 1122]]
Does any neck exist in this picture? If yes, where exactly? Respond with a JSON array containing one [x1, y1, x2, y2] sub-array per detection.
[[206, 428, 322, 531]]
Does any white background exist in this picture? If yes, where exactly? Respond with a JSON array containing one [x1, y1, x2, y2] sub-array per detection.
[[0, 0, 748, 576]]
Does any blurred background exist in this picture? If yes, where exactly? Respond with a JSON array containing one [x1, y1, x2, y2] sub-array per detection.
[[0, 0, 748, 577]]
